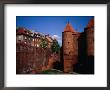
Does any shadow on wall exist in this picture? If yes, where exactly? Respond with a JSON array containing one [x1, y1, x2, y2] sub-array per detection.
[[74, 56, 94, 74], [53, 46, 64, 71], [74, 32, 94, 74]]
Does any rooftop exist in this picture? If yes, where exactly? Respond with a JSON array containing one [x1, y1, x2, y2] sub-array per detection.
[[64, 22, 76, 33], [87, 19, 94, 28]]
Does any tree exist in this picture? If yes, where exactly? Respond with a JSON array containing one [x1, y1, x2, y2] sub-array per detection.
[[40, 38, 48, 49], [16, 27, 21, 32], [51, 39, 60, 53]]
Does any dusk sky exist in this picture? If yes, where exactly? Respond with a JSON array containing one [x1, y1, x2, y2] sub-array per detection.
[[16, 16, 94, 46]]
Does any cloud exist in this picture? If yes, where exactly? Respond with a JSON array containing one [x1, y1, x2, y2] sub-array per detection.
[[52, 35, 61, 40], [52, 35, 62, 46]]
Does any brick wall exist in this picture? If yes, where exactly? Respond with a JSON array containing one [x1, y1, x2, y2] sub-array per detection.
[[16, 43, 60, 74]]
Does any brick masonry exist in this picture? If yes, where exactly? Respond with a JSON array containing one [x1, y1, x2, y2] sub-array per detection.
[[62, 19, 94, 73]]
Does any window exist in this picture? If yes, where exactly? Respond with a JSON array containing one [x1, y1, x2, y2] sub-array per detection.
[[18, 35, 22, 40], [37, 44, 39, 47], [24, 36, 27, 40]]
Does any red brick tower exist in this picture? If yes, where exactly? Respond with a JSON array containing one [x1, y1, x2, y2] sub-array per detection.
[[62, 22, 78, 73], [86, 19, 94, 56]]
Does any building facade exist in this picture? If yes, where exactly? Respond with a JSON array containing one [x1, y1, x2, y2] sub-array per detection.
[[16, 27, 54, 48]]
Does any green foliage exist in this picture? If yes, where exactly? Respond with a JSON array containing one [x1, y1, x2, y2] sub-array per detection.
[[51, 40, 60, 53], [27, 30, 31, 33], [16, 27, 24, 30], [41, 69, 63, 74], [16, 27, 20, 32], [16, 27, 19, 30], [40, 38, 48, 49]]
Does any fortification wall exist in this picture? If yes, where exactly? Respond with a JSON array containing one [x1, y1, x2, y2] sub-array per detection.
[[86, 28, 94, 56], [16, 43, 60, 74]]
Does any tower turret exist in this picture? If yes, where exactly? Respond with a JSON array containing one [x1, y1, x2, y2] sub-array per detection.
[[62, 22, 78, 73], [83, 19, 94, 74], [86, 19, 94, 56]]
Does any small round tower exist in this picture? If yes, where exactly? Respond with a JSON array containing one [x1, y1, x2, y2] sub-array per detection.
[[62, 22, 78, 73]]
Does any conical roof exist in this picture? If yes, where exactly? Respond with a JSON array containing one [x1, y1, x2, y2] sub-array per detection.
[[64, 22, 76, 33], [87, 19, 94, 28]]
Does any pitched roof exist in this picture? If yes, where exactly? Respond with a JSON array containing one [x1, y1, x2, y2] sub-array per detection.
[[16, 27, 26, 34], [64, 22, 76, 33], [87, 19, 94, 28], [17, 28, 33, 37]]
